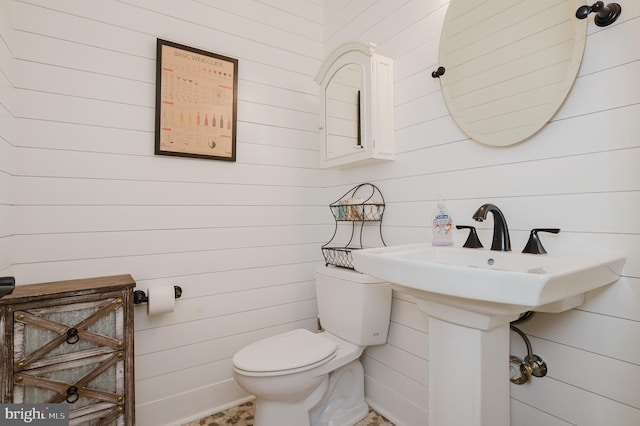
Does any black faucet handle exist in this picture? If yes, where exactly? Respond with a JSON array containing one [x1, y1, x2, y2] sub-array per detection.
[[522, 228, 560, 255], [456, 225, 484, 249]]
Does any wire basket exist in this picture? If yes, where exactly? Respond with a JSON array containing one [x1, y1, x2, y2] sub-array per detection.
[[322, 247, 356, 269], [330, 203, 385, 221], [322, 183, 386, 269]]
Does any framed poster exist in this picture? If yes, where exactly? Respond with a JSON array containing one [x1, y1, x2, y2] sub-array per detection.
[[155, 39, 238, 161]]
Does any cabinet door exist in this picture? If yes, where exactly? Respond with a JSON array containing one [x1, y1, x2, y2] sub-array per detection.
[[13, 295, 126, 426], [316, 44, 395, 169]]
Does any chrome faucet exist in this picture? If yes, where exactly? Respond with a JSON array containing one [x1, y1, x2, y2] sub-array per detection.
[[472, 204, 511, 251]]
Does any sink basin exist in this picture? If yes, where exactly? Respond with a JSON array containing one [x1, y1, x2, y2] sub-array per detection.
[[352, 243, 626, 315], [352, 243, 625, 426]]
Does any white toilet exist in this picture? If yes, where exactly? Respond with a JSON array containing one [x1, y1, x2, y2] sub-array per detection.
[[232, 265, 392, 426]]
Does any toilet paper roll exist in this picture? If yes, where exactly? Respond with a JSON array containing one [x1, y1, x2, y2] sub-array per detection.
[[147, 286, 175, 316]]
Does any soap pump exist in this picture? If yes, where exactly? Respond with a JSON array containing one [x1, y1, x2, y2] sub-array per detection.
[[432, 200, 453, 246]]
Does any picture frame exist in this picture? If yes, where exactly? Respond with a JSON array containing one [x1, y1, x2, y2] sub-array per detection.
[[155, 39, 238, 161]]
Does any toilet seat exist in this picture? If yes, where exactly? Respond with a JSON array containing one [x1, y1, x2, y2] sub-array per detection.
[[233, 329, 337, 377]]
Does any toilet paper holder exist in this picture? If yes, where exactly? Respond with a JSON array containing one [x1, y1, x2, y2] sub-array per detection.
[[133, 286, 182, 304]]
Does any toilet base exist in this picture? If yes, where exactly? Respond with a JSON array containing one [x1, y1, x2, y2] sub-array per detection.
[[249, 359, 368, 426], [309, 360, 368, 426], [254, 375, 328, 426]]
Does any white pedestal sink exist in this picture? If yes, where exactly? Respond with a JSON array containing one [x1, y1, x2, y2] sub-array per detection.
[[352, 243, 625, 426]]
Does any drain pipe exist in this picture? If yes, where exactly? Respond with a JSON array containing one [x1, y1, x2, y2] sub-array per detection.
[[509, 312, 548, 385]]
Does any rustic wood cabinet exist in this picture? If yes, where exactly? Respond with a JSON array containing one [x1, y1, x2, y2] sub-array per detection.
[[0, 275, 136, 425]]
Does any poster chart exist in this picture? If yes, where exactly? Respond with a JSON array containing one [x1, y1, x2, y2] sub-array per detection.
[[155, 39, 238, 161]]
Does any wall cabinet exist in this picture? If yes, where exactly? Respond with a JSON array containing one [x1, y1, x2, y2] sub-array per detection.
[[0, 275, 136, 426], [315, 42, 395, 169]]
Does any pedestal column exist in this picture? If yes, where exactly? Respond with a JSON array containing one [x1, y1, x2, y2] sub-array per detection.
[[418, 299, 518, 426]]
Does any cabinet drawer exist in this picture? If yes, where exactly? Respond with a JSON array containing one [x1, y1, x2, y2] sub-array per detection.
[[13, 295, 125, 372], [14, 351, 125, 425]]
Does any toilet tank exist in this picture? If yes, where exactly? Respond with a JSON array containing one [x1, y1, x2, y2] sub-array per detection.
[[315, 265, 392, 346]]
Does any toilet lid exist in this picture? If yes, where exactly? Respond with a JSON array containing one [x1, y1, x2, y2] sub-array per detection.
[[233, 329, 337, 374]]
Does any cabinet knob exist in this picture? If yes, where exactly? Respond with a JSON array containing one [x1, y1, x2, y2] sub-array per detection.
[[66, 386, 80, 404], [66, 328, 80, 344], [14, 376, 23, 384]]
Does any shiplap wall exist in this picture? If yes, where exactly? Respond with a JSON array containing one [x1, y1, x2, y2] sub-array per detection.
[[1, 0, 334, 425], [3, 0, 639, 425], [0, 0, 13, 274], [322, 1, 640, 425]]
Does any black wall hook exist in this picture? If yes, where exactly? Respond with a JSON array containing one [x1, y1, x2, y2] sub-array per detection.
[[431, 66, 446, 78], [576, 2, 622, 26]]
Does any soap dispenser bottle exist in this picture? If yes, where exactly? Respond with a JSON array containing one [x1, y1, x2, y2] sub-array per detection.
[[432, 201, 453, 246]]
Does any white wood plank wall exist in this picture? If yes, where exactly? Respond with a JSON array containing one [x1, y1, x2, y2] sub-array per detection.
[[1, 0, 334, 425], [0, 0, 14, 273], [3, 0, 639, 425], [323, 1, 640, 425]]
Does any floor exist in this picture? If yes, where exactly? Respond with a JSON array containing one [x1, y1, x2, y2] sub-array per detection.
[[182, 401, 395, 426]]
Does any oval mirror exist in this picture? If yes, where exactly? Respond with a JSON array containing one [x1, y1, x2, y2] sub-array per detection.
[[438, 0, 588, 146]]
